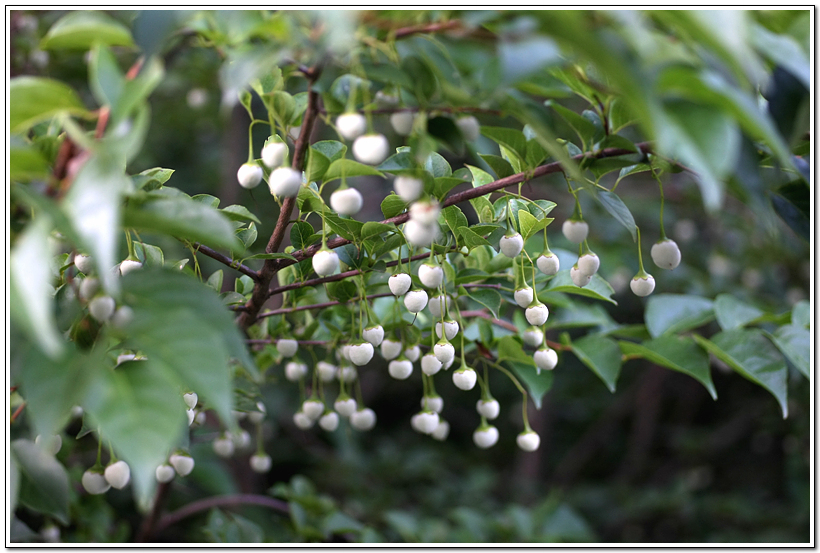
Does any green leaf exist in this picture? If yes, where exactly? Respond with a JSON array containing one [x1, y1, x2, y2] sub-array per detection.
[[132, 167, 175, 191], [327, 280, 359, 303], [381, 194, 408, 219], [545, 271, 617, 305], [424, 152, 452, 178], [595, 190, 637, 240], [508, 360, 554, 410], [466, 288, 502, 319], [768, 324, 809, 379], [433, 176, 465, 199], [401, 55, 438, 103], [10, 137, 50, 182], [305, 147, 331, 184], [192, 194, 220, 208], [290, 221, 316, 251], [41, 10, 134, 50], [311, 140, 347, 162], [545, 302, 615, 330], [89, 43, 125, 112], [620, 336, 716, 399], [442, 206, 468, 237], [458, 227, 491, 251], [645, 294, 714, 338], [693, 330, 788, 418], [124, 195, 241, 252], [361, 221, 394, 240], [480, 126, 528, 161], [546, 100, 597, 149], [714, 294, 765, 331], [297, 186, 325, 215], [751, 23, 810, 89], [11, 440, 70, 524], [10, 77, 87, 133], [518, 209, 550, 241], [221, 204, 261, 225], [134, 242, 164, 267], [427, 116, 465, 154], [322, 159, 384, 183], [10, 216, 64, 359], [207, 270, 224, 293], [378, 151, 421, 174], [243, 252, 297, 262], [571, 334, 622, 392], [771, 180, 810, 241], [792, 300, 810, 328], [479, 155, 515, 179], [236, 222, 257, 249]]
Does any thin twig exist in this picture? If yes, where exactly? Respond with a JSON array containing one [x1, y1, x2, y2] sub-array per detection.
[[153, 494, 290, 535], [257, 292, 395, 319], [192, 242, 259, 281], [393, 19, 462, 39]]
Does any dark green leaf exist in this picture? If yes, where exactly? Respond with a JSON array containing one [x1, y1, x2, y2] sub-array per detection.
[[323, 159, 384, 183], [771, 180, 810, 241], [481, 126, 528, 161], [546, 100, 597, 149], [714, 293, 765, 331], [134, 242, 164, 267], [509, 359, 553, 410], [221, 204, 261, 224], [297, 186, 325, 215], [361, 221, 395, 240], [424, 152, 452, 178], [378, 152, 421, 174], [381, 194, 408, 219], [545, 271, 617, 305], [479, 155, 515, 179], [442, 206, 468, 236], [132, 167, 174, 191], [11, 440, 70, 524], [433, 176, 466, 199], [327, 280, 359, 303], [545, 302, 615, 330], [244, 252, 297, 262], [620, 336, 716, 399], [427, 116, 464, 154], [571, 334, 622, 392], [458, 227, 491, 251], [401, 55, 438, 102], [311, 140, 347, 162], [40, 10, 134, 50], [595, 190, 636, 240], [645, 294, 714, 338], [768, 325, 809, 379], [290, 221, 316, 251], [466, 288, 502, 318], [305, 147, 331, 184]]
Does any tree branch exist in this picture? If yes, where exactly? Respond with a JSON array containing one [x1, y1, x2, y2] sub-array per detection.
[[258, 292, 395, 319], [393, 19, 462, 38], [192, 242, 259, 281], [153, 494, 290, 535]]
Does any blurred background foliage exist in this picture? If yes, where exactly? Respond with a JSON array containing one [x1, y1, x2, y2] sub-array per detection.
[[9, 9, 810, 543]]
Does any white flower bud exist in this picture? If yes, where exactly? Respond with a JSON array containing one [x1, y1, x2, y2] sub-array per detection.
[[570, 265, 593, 287], [381, 339, 403, 360], [394, 175, 423, 203], [473, 425, 499, 449], [268, 167, 302, 198], [525, 303, 549, 326], [631, 274, 656, 297], [312, 249, 340, 276], [418, 264, 444, 289], [453, 367, 477, 390], [476, 399, 500, 420], [262, 141, 287, 169], [577, 253, 600, 276], [334, 397, 358, 417], [522, 326, 544, 347], [89, 296, 116, 322], [536, 253, 560, 275], [338, 365, 358, 382], [363, 325, 385, 346], [330, 187, 363, 216], [415, 411, 440, 434], [517, 430, 541, 452], [403, 289, 428, 313], [155, 464, 175, 484], [319, 411, 340, 432], [534, 347, 558, 371], [213, 434, 235, 457], [348, 342, 375, 366], [79, 277, 100, 301], [435, 320, 459, 341], [293, 411, 315, 429], [285, 361, 308, 381], [316, 361, 337, 382], [404, 220, 439, 246], [651, 239, 682, 270], [74, 254, 94, 274], [421, 395, 444, 413], [428, 294, 451, 318], [231, 429, 252, 450], [111, 306, 133, 328], [421, 353, 442, 376], [187, 408, 195, 426], [237, 163, 263, 189], [432, 420, 450, 441], [277, 339, 298, 357], [336, 112, 367, 140], [389, 273, 412, 296], [350, 408, 377, 431], [456, 116, 480, 142], [119, 259, 142, 276], [514, 287, 534, 308], [82, 468, 111, 494], [433, 341, 455, 364], [183, 392, 198, 410], [404, 344, 421, 362], [499, 233, 524, 258], [250, 453, 272, 473], [389, 359, 414, 380], [169, 453, 194, 477], [352, 134, 390, 165], [302, 399, 325, 420], [562, 220, 589, 244], [409, 200, 441, 225], [390, 111, 415, 136]]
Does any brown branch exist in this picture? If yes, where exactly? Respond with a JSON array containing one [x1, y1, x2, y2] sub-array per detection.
[[258, 292, 395, 319], [153, 494, 290, 535], [10, 403, 26, 423], [236, 68, 323, 331], [192, 242, 259, 281], [393, 19, 462, 39], [270, 142, 652, 273]]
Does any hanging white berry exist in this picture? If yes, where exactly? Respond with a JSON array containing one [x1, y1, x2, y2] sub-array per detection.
[[350, 408, 377, 431], [316, 361, 338, 382], [89, 296, 116, 322], [404, 220, 438, 247], [237, 163, 263, 189], [409, 200, 441, 225], [415, 411, 440, 434], [338, 365, 358, 382], [194, 411, 207, 426], [111, 306, 133, 328], [536, 253, 560, 275], [293, 411, 315, 429], [250, 453, 272, 474], [419, 263, 444, 288], [103, 460, 130, 489], [630, 274, 656, 297], [562, 220, 589, 243], [312, 249, 339, 277], [302, 399, 325, 420], [435, 320, 459, 341], [403, 289, 429, 313], [434, 340, 455, 364], [525, 303, 549, 326], [352, 134, 390, 165], [389, 358, 414, 380], [381, 339, 403, 360], [74, 253, 94, 274], [82, 468, 110, 494], [169, 453, 194, 477], [394, 175, 423, 202], [522, 326, 544, 348], [432, 420, 450, 441], [232, 430, 252, 450], [363, 325, 385, 346], [651, 239, 682, 270], [183, 392, 198, 410], [534, 347, 558, 372], [348, 342, 375, 366], [476, 398, 500, 420], [334, 397, 358, 417], [319, 411, 340, 432], [268, 167, 302, 198], [390, 111, 415, 136], [330, 187, 363, 216], [421, 395, 444, 413], [35, 434, 62, 455], [452, 367, 477, 390], [119, 259, 142, 276], [404, 344, 421, 362], [473, 425, 499, 449], [285, 361, 308, 381], [79, 277, 100, 301], [421, 353, 443, 376], [389, 273, 412, 296], [514, 286, 534, 308], [277, 339, 298, 357], [428, 294, 451, 319], [570, 265, 593, 288], [499, 232, 524, 258], [213, 434, 235, 458], [262, 141, 287, 169], [577, 253, 600, 276], [186, 409, 195, 426], [155, 464, 175, 484], [456, 116, 481, 142], [516, 430, 541, 452], [336, 112, 367, 140]]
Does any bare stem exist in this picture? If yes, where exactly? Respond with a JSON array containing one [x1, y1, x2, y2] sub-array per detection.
[[192, 242, 259, 281]]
